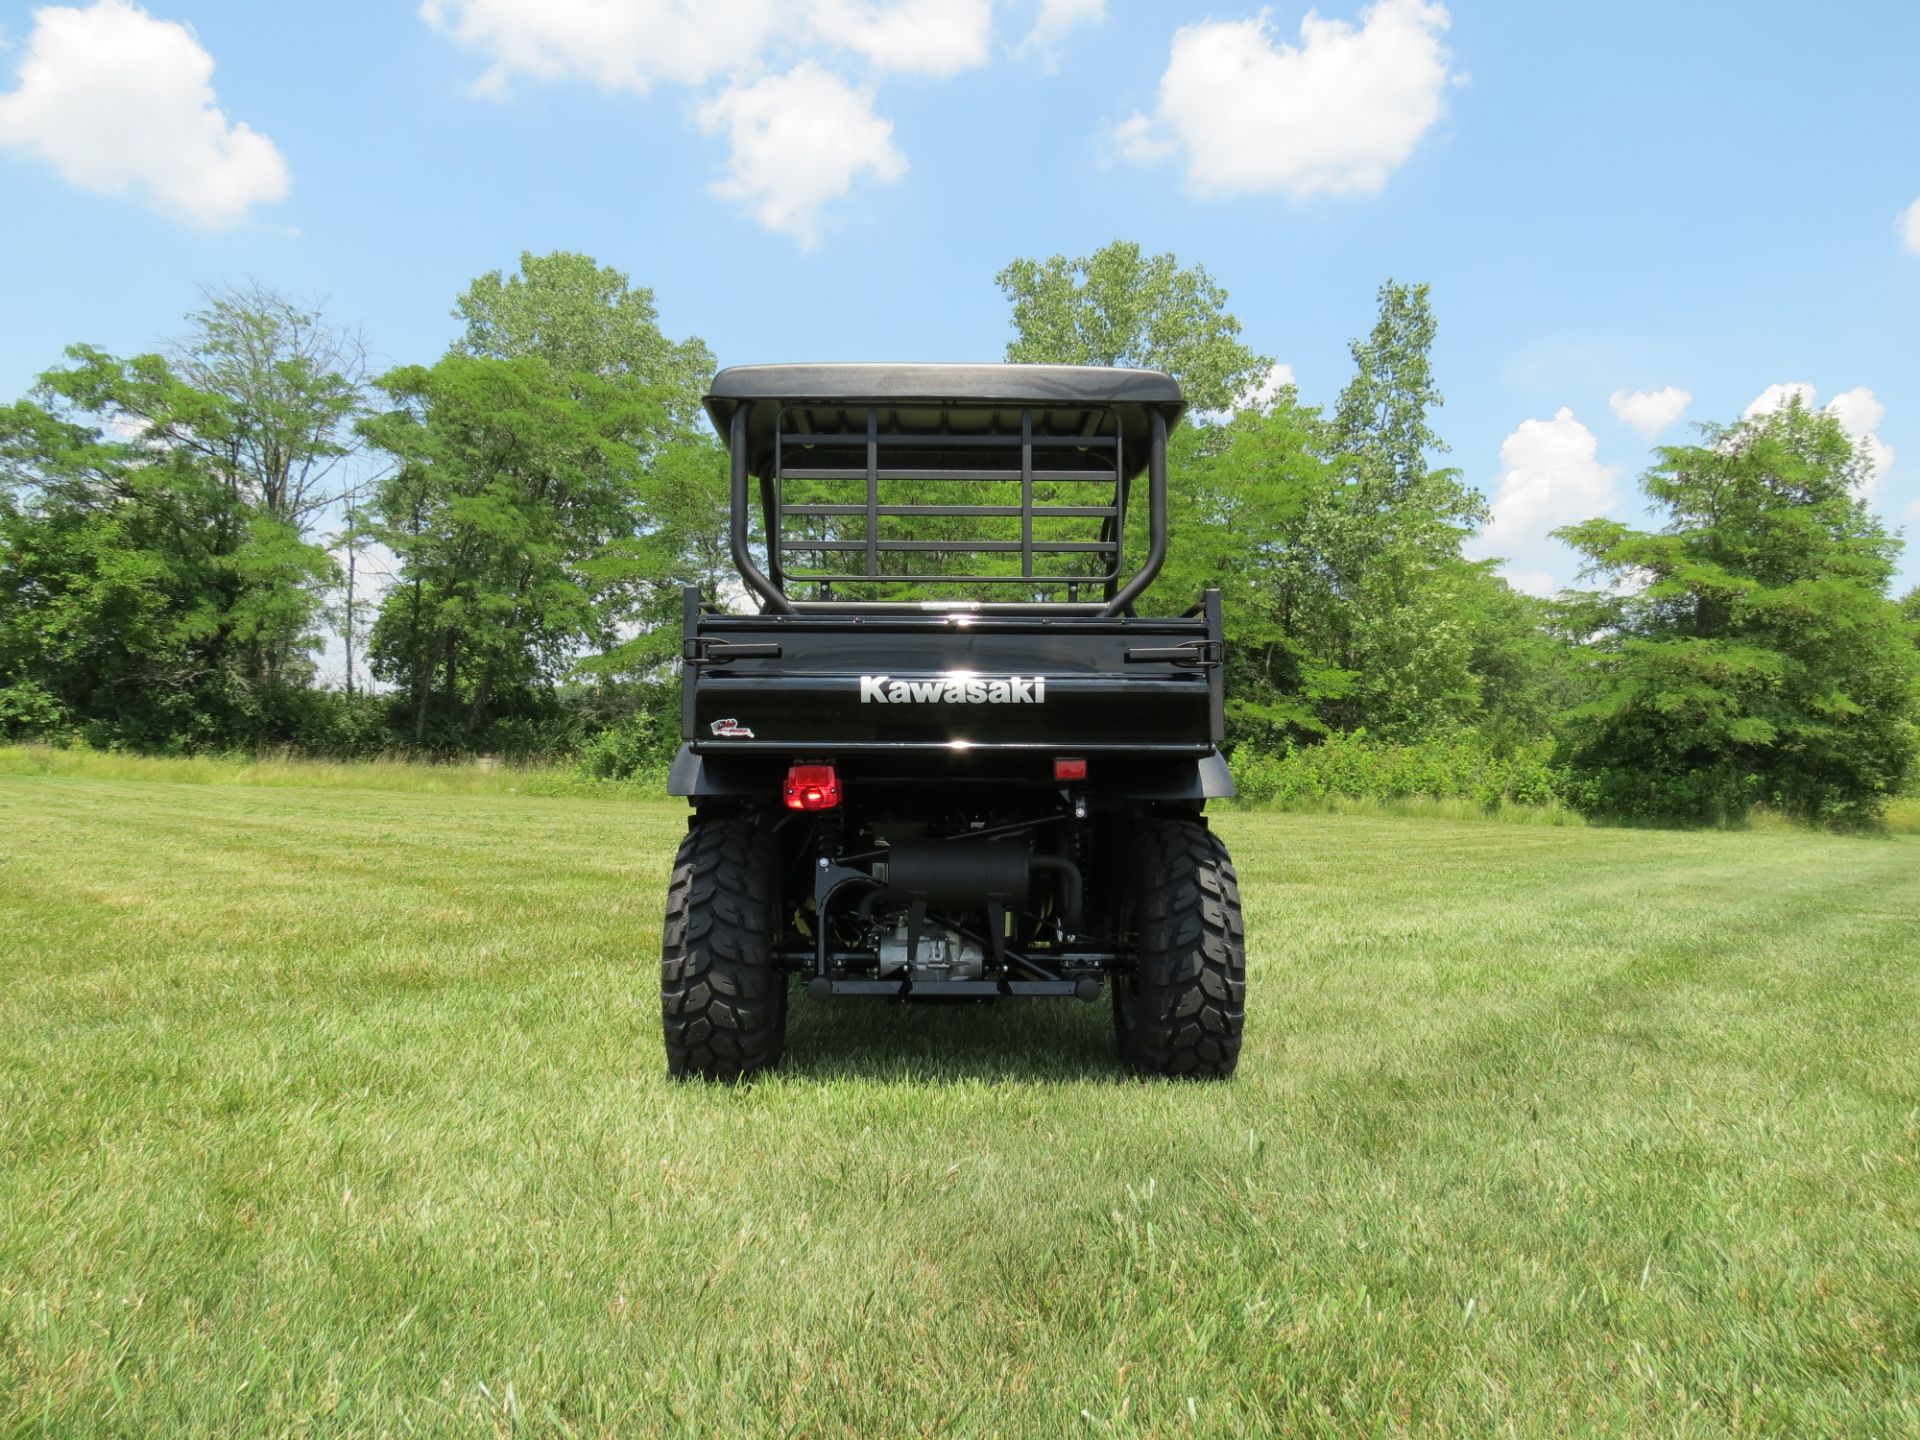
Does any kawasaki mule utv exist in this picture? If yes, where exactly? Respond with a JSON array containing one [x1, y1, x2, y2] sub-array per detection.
[[663, 364, 1244, 1080]]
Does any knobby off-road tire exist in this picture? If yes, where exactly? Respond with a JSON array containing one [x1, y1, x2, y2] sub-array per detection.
[[661, 815, 787, 1081], [1113, 819, 1246, 1079]]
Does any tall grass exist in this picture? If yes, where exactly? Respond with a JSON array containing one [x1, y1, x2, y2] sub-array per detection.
[[0, 743, 667, 799], [1226, 733, 1920, 833], [1242, 791, 1587, 826], [1228, 732, 1573, 814], [1879, 794, 1919, 834]]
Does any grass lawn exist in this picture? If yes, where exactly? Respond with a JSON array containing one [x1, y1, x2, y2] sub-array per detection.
[[2, 774, 1917, 1437]]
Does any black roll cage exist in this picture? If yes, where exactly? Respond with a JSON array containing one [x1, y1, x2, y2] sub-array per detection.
[[717, 382, 1175, 618]]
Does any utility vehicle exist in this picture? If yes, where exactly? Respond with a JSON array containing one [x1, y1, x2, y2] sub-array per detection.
[[663, 364, 1244, 1079]]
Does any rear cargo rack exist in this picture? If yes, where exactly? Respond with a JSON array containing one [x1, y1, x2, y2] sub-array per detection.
[[722, 397, 1169, 616], [774, 403, 1125, 596]]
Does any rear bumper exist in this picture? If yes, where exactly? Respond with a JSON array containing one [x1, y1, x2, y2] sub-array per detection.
[[667, 745, 1235, 800]]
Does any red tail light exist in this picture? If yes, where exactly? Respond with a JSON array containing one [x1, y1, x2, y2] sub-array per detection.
[[783, 763, 842, 811], [1054, 757, 1087, 781]]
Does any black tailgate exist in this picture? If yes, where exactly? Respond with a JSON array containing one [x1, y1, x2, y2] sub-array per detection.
[[682, 602, 1222, 755]]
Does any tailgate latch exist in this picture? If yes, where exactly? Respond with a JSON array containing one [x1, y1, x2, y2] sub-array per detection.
[[1123, 639, 1223, 668], [683, 637, 782, 665]]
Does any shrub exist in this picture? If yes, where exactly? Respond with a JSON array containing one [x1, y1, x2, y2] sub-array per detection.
[[577, 706, 679, 782], [0, 680, 70, 741], [1228, 731, 1569, 812], [283, 689, 397, 759]]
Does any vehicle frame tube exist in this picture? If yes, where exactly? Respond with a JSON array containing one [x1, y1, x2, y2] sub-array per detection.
[[730, 401, 793, 614], [1100, 409, 1167, 616]]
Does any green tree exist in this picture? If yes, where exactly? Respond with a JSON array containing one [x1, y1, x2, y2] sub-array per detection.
[[998, 257, 1550, 746], [359, 254, 734, 746], [1322, 282, 1501, 739], [453, 251, 714, 436], [579, 437, 736, 679], [0, 350, 334, 745], [167, 284, 373, 687], [360, 355, 666, 744], [997, 241, 1273, 412], [1557, 399, 1918, 823], [1454, 569, 1578, 748], [452, 251, 729, 687], [168, 282, 369, 532], [1152, 402, 1354, 740], [1333, 281, 1463, 511]]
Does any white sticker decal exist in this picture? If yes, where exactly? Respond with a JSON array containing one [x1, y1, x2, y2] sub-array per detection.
[[859, 676, 1046, 705]]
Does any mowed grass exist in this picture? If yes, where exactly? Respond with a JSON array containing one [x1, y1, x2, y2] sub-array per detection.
[[2, 777, 1917, 1438]]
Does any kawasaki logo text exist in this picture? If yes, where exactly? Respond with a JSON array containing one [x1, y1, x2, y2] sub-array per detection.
[[860, 675, 1046, 704]]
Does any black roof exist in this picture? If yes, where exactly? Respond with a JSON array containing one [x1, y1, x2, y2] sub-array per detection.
[[705, 363, 1184, 481]]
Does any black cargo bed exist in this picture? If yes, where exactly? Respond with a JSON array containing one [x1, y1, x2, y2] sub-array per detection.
[[681, 592, 1223, 756]]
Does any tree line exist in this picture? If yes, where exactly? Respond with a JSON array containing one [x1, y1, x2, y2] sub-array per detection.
[[2, 244, 1916, 823]]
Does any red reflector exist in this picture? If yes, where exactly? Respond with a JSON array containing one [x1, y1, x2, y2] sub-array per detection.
[[1054, 757, 1088, 781], [783, 763, 841, 811]]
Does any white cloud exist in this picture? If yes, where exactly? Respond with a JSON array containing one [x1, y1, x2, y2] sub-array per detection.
[[421, 0, 782, 96], [1117, 0, 1454, 198], [0, 0, 289, 227], [1608, 385, 1690, 439], [1110, 112, 1174, 164], [809, 0, 993, 77], [1744, 381, 1816, 419], [1018, 0, 1104, 61], [1239, 361, 1297, 410], [697, 63, 906, 246], [1469, 408, 1621, 593], [1825, 385, 1885, 445], [1898, 196, 1920, 254], [1824, 386, 1895, 503], [1744, 382, 1894, 503], [422, 0, 994, 93], [1504, 569, 1557, 599], [423, 0, 999, 240]]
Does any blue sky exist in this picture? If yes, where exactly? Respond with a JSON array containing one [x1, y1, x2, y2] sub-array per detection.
[[3, 0, 1917, 600]]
